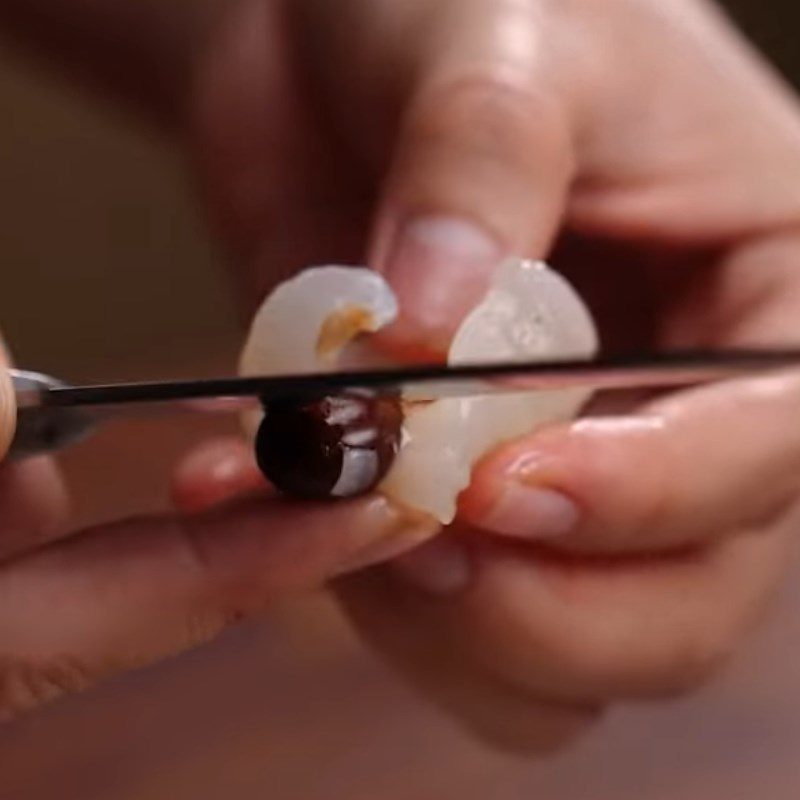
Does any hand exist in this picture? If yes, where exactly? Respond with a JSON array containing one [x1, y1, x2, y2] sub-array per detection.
[[0, 356, 433, 720], [0, 0, 445, 722], [186, 0, 800, 752]]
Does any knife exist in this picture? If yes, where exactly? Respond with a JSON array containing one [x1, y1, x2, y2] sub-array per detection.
[[11, 347, 800, 459]]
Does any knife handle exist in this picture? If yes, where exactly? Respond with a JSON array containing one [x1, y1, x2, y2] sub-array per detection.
[[9, 370, 96, 460]]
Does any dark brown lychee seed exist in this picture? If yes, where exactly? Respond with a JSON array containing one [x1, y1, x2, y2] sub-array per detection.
[[255, 390, 403, 500]]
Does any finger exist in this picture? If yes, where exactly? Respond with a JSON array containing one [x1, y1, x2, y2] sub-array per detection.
[[461, 372, 800, 554], [341, 514, 791, 722], [370, 4, 576, 356], [0, 349, 69, 559], [338, 554, 601, 756], [0, 494, 437, 718], [171, 438, 438, 568], [0, 361, 15, 459], [171, 437, 269, 513], [174, 442, 592, 755], [0, 457, 70, 559]]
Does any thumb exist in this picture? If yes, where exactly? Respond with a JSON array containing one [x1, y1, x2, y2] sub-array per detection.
[[0, 356, 16, 459], [370, 16, 576, 356], [0, 345, 69, 560]]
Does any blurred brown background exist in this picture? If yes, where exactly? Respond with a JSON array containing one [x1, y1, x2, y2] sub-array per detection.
[[1, 3, 800, 799], [0, 51, 239, 382]]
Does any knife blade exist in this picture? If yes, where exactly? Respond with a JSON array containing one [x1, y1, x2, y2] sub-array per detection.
[[15, 348, 800, 410], [10, 348, 800, 459]]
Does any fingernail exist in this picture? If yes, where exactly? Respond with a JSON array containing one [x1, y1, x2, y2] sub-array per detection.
[[480, 484, 579, 540], [392, 537, 471, 596], [385, 216, 502, 335]]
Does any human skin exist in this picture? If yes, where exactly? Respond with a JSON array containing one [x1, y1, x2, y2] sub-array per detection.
[[183, 0, 800, 752], [2, 0, 800, 753]]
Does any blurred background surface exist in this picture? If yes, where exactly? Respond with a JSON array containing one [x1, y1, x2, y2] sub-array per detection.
[[1, 2, 800, 798]]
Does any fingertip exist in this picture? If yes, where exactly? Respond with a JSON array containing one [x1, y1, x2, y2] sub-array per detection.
[[0, 367, 16, 459], [459, 425, 576, 528], [371, 324, 449, 364], [372, 214, 503, 355], [457, 472, 499, 527], [0, 456, 71, 556], [172, 437, 268, 513]]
